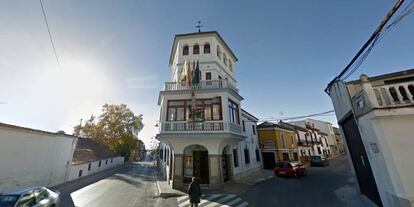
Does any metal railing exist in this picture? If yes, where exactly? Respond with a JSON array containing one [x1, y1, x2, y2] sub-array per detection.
[[164, 80, 238, 92], [160, 121, 242, 134]]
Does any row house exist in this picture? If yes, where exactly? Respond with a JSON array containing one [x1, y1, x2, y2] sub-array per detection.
[[290, 120, 334, 158], [333, 127, 345, 154], [329, 69, 414, 206], [257, 121, 299, 169], [156, 31, 261, 190]]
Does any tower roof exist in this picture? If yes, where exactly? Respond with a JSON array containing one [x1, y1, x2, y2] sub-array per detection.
[[168, 31, 238, 66]]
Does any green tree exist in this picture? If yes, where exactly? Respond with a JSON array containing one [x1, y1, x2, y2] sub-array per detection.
[[73, 104, 144, 161]]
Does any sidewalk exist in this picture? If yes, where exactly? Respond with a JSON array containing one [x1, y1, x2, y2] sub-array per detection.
[[154, 171, 186, 198], [156, 168, 275, 197], [221, 169, 274, 195]]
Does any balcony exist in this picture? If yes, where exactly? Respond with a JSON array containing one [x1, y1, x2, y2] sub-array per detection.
[[373, 82, 414, 107], [160, 121, 242, 134], [163, 80, 238, 93], [352, 80, 414, 116]]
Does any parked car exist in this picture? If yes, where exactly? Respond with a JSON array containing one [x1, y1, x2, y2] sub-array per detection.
[[310, 155, 330, 167], [0, 186, 60, 207], [273, 161, 307, 177]]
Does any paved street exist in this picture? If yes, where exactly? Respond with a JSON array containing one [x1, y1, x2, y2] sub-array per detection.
[[53, 155, 367, 207], [239, 155, 366, 207], [54, 156, 176, 207]]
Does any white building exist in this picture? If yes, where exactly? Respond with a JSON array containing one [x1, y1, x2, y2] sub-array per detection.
[[290, 119, 335, 157], [292, 124, 313, 164], [0, 123, 78, 191], [157, 31, 261, 189], [328, 69, 414, 207]]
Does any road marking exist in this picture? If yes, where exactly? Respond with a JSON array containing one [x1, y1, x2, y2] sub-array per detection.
[[177, 194, 248, 207], [235, 202, 248, 207], [204, 194, 236, 207], [222, 197, 242, 207], [177, 196, 188, 203], [178, 199, 190, 207], [199, 194, 221, 206]]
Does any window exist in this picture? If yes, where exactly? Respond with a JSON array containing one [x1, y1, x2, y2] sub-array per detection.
[[229, 61, 233, 71], [233, 149, 239, 167], [98, 161, 102, 167], [183, 45, 189, 56], [34, 188, 50, 203], [228, 99, 240, 124], [244, 148, 250, 164], [252, 125, 256, 135], [203, 43, 210, 54], [223, 53, 227, 66], [205, 72, 211, 80], [78, 170, 83, 177], [193, 44, 199, 55], [167, 98, 222, 122], [293, 153, 298, 161], [88, 163, 91, 171], [166, 100, 185, 121], [308, 149, 311, 156], [280, 133, 286, 149], [105, 160, 108, 165], [111, 158, 113, 163], [290, 135, 294, 146], [17, 193, 35, 207], [255, 148, 261, 162], [317, 147, 322, 154], [217, 45, 221, 59], [242, 121, 246, 132], [282, 153, 289, 161]]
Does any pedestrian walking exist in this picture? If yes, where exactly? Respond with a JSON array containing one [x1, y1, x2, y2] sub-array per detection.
[[188, 177, 202, 207]]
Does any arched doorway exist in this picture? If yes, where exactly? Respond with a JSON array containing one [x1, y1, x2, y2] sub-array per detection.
[[184, 145, 209, 184], [221, 146, 231, 182]]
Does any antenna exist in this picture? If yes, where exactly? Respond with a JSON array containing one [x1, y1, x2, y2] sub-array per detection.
[[196, 21, 203, 32]]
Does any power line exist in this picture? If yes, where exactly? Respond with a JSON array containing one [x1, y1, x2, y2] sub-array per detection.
[[325, 0, 406, 94], [39, 0, 60, 67], [341, 0, 414, 81], [255, 110, 335, 123]]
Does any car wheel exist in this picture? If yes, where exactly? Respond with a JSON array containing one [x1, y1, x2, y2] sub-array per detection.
[[274, 171, 278, 176]]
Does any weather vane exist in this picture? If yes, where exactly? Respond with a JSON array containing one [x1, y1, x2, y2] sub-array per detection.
[[196, 21, 203, 32]]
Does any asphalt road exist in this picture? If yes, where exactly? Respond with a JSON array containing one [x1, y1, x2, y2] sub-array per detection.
[[239, 155, 362, 207], [55, 155, 176, 207]]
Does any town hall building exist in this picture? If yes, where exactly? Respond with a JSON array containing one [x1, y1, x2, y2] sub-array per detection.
[[156, 31, 262, 189]]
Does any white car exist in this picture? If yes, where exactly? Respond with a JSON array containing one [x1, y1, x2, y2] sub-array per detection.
[[0, 186, 60, 207]]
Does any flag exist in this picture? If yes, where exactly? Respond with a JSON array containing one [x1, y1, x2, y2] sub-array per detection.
[[192, 60, 200, 85], [180, 60, 187, 82], [187, 60, 193, 86], [174, 65, 180, 82]]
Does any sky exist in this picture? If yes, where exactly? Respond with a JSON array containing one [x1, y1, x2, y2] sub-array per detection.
[[0, 0, 413, 149]]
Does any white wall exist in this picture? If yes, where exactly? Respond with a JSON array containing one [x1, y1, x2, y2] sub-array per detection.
[[0, 127, 77, 191], [69, 157, 124, 181], [231, 113, 262, 180], [172, 35, 236, 83]]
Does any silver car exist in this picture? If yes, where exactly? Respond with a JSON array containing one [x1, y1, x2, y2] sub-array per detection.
[[0, 186, 60, 207]]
